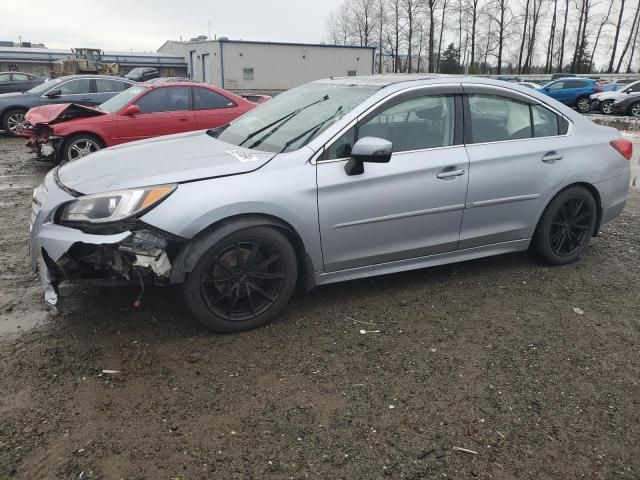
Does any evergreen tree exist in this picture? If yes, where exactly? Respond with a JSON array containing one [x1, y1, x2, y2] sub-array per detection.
[[439, 43, 461, 74]]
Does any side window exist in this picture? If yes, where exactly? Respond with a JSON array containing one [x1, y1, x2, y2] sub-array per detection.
[[547, 82, 564, 90], [325, 95, 456, 160], [468, 94, 532, 143], [0, 73, 10, 82], [96, 79, 130, 93], [12, 73, 29, 81], [135, 86, 191, 113], [565, 80, 586, 88], [193, 87, 236, 110], [58, 79, 92, 95], [531, 105, 560, 137], [627, 83, 640, 93]]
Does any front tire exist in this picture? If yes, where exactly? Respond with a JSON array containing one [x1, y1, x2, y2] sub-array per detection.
[[576, 97, 591, 113], [600, 100, 614, 115], [62, 134, 105, 162], [532, 186, 597, 265], [182, 226, 298, 333], [2, 108, 27, 137]]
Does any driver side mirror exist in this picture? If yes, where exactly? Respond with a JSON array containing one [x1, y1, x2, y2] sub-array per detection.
[[46, 89, 61, 98], [344, 137, 392, 176], [121, 104, 140, 116]]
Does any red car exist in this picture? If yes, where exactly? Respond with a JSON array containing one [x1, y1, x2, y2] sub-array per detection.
[[19, 82, 256, 162]]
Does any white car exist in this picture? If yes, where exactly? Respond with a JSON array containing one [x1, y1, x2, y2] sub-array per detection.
[[590, 80, 640, 114]]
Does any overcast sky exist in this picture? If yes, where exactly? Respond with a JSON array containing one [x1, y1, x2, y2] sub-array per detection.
[[0, 0, 343, 52]]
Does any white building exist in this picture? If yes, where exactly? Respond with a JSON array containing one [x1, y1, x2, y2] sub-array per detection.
[[158, 38, 376, 94]]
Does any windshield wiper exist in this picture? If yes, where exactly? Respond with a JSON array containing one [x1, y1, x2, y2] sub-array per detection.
[[238, 95, 329, 149], [274, 106, 344, 155]]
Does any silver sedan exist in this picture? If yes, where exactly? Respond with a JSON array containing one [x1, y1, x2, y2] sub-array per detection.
[[30, 75, 631, 332]]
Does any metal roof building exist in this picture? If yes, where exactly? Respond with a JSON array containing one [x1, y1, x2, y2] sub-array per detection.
[[0, 47, 187, 76], [158, 39, 376, 94]]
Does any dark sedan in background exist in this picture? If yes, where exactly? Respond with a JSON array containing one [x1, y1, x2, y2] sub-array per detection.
[[0, 75, 135, 135], [0, 72, 44, 94], [611, 92, 640, 117]]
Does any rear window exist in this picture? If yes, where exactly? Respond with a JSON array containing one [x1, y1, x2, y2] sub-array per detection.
[[193, 87, 236, 110], [565, 80, 587, 88]]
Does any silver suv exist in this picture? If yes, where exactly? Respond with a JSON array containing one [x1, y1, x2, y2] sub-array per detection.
[[30, 75, 631, 332]]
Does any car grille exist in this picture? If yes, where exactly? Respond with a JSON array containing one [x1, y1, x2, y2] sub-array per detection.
[[30, 182, 46, 230]]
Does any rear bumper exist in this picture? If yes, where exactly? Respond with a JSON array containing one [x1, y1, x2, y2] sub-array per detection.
[[595, 171, 631, 227]]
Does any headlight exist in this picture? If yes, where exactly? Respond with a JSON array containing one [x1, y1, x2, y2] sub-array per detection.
[[59, 184, 176, 224]]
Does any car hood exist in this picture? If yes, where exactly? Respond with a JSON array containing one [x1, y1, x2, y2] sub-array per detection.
[[25, 103, 105, 125], [57, 130, 275, 194], [590, 91, 624, 101]]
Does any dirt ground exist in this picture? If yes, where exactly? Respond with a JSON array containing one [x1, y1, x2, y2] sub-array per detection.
[[0, 125, 639, 480]]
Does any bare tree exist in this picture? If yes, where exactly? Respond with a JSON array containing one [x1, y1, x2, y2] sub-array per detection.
[[426, 0, 439, 72], [435, 0, 450, 71], [468, 0, 482, 67], [615, 0, 640, 72], [544, 0, 558, 73], [557, 0, 570, 70], [588, 0, 614, 71], [609, 0, 627, 72], [517, 0, 531, 73]]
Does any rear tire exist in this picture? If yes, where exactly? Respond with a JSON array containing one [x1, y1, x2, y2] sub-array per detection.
[[630, 102, 640, 118], [1, 108, 27, 137], [182, 226, 298, 333], [576, 97, 591, 113], [62, 134, 105, 163], [531, 186, 597, 265]]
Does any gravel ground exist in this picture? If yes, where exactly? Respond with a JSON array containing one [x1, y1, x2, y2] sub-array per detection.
[[0, 131, 639, 480]]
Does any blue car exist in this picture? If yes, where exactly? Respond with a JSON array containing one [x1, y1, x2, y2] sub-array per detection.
[[537, 78, 602, 113]]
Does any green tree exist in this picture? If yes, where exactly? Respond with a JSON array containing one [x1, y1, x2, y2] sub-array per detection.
[[439, 43, 461, 74]]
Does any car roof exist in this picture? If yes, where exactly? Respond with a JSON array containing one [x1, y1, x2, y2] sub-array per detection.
[[50, 74, 135, 81]]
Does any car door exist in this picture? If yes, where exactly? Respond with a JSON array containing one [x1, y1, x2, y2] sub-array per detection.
[[40, 78, 95, 106], [0, 73, 12, 94], [542, 81, 566, 103], [316, 87, 470, 272], [459, 86, 572, 249], [116, 85, 197, 142], [192, 86, 245, 129]]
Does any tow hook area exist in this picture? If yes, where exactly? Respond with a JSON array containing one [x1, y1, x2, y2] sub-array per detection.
[[39, 229, 182, 308], [119, 231, 172, 278]]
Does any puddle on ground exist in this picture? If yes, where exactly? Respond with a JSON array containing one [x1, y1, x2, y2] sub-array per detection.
[[0, 310, 49, 335]]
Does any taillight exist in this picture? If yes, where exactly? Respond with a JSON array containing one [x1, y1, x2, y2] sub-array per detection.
[[610, 139, 633, 160]]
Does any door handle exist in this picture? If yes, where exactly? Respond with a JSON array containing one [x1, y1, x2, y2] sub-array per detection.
[[542, 151, 563, 163], [178, 117, 189, 121], [437, 168, 465, 179]]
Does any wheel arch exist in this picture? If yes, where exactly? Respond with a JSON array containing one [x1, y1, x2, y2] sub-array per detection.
[[534, 182, 603, 238], [60, 131, 107, 160], [169, 213, 316, 291]]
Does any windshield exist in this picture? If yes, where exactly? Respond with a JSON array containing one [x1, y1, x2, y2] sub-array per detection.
[[99, 85, 148, 113], [27, 77, 66, 95], [216, 82, 379, 153]]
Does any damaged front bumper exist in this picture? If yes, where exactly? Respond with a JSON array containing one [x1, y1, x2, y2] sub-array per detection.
[[30, 169, 182, 308]]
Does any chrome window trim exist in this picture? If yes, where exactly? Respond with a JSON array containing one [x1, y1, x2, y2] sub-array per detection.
[[314, 83, 456, 165], [313, 82, 574, 164]]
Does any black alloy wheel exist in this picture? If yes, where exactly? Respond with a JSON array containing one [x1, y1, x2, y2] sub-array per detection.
[[532, 186, 597, 265], [548, 197, 594, 257], [183, 226, 298, 332]]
